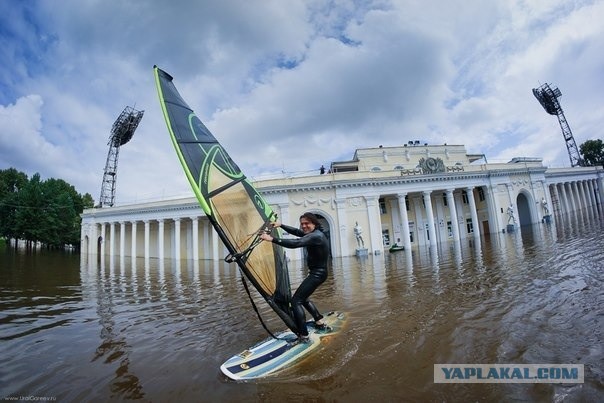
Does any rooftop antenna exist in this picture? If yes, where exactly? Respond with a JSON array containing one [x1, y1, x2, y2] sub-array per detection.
[[532, 83, 583, 167], [98, 106, 144, 207]]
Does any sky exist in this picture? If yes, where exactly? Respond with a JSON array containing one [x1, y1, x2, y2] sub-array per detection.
[[1, 0, 603, 206]]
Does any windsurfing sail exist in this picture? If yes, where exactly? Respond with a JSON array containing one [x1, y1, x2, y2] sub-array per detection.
[[153, 66, 298, 334]]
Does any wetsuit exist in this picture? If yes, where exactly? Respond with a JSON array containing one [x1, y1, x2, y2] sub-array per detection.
[[271, 224, 330, 336]]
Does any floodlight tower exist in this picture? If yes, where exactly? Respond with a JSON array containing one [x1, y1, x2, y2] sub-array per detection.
[[532, 83, 583, 167], [98, 106, 144, 207]]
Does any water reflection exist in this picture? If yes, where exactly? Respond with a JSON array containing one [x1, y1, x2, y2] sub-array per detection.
[[1, 209, 603, 401]]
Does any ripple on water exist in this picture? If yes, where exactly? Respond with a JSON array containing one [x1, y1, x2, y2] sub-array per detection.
[[1, 214, 603, 401]]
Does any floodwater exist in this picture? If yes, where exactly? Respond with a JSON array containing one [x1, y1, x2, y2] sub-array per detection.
[[1, 209, 603, 402]]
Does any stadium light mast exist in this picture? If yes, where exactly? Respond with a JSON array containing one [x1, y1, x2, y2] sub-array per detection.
[[532, 83, 583, 167], [98, 106, 144, 207]]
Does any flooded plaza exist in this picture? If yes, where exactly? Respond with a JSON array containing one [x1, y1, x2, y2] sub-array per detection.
[[1, 208, 603, 402]]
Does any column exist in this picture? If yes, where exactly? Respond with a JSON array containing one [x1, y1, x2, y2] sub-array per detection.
[[191, 217, 199, 261], [397, 193, 412, 251], [588, 180, 598, 210], [131, 221, 137, 258], [542, 180, 554, 215], [559, 183, 570, 214], [581, 181, 590, 208], [552, 184, 561, 215], [364, 195, 383, 253], [570, 182, 579, 212], [100, 223, 106, 257], [277, 203, 291, 228], [109, 222, 115, 257], [422, 191, 437, 247], [446, 189, 460, 242], [412, 196, 424, 246], [466, 187, 480, 238], [486, 184, 502, 234], [212, 227, 220, 261], [335, 199, 349, 257], [173, 218, 181, 260], [278, 202, 299, 260], [576, 181, 585, 209], [144, 220, 150, 259], [202, 220, 210, 259], [158, 219, 165, 260], [119, 221, 125, 259], [564, 183, 575, 212], [598, 175, 604, 208]]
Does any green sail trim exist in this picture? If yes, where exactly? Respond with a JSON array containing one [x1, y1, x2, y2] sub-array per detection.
[[153, 66, 298, 334]]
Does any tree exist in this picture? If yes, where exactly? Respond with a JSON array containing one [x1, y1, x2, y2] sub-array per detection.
[[0, 168, 95, 249], [579, 139, 604, 167], [0, 168, 28, 240]]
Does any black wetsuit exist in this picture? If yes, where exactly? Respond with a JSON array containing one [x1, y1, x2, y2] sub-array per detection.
[[271, 224, 330, 336]]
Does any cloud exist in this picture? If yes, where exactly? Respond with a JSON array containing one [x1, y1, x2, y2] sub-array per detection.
[[1, 0, 603, 204]]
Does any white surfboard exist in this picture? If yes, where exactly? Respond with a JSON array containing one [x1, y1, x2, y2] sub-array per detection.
[[220, 311, 346, 380]]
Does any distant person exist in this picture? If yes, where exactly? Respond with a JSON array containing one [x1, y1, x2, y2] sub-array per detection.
[[320, 165, 326, 174], [260, 212, 330, 344]]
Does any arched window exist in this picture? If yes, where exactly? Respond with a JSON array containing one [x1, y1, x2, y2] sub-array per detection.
[[370, 166, 382, 172]]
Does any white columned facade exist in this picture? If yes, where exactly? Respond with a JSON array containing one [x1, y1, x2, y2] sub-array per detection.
[[422, 191, 437, 247], [397, 193, 412, 251], [80, 155, 604, 260]]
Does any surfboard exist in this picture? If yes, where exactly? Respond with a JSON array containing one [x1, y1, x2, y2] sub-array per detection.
[[220, 311, 345, 380]]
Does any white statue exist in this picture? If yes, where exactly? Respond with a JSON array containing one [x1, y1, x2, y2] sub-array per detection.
[[354, 222, 365, 248], [541, 197, 549, 215], [507, 204, 516, 224]]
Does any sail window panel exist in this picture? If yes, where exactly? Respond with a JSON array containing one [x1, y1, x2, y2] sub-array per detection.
[[179, 143, 204, 184], [211, 179, 277, 295]]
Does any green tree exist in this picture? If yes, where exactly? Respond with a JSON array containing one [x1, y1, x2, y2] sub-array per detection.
[[0, 168, 29, 239], [579, 139, 604, 167], [0, 168, 95, 248], [14, 173, 46, 243]]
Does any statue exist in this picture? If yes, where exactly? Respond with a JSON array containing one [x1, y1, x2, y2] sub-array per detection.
[[541, 197, 549, 215], [354, 222, 364, 248], [507, 204, 516, 224]]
